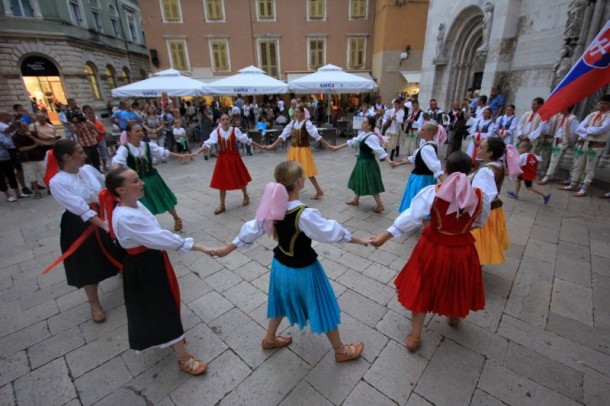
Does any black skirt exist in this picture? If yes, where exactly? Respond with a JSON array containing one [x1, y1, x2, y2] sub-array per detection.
[[123, 249, 184, 351], [60, 211, 121, 288]]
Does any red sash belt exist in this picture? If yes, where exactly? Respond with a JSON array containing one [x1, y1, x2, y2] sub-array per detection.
[[43, 204, 123, 274], [126, 246, 181, 314], [472, 132, 482, 163]]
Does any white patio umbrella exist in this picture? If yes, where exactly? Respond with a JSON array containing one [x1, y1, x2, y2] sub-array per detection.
[[201, 65, 289, 95], [111, 69, 207, 97], [288, 64, 375, 121]]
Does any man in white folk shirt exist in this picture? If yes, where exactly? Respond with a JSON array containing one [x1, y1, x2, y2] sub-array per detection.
[[382, 98, 405, 161], [404, 100, 424, 157], [515, 97, 550, 154], [561, 95, 610, 197], [539, 106, 579, 185]]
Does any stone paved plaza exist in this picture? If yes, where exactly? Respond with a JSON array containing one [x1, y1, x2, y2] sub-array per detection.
[[1, 146, 609, 406]]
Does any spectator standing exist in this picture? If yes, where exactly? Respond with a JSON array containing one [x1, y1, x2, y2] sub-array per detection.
[[83, 105, 109, 172], [12, 121, 55, 198], [488, 86, 505, 119]]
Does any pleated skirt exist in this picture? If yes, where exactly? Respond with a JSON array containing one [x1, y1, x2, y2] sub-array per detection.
[[140, 171, 178, 215], [267, 258, 340, 334], [123, 249, 184, 351], [210, 150, 252, 190], [394, 229, 485, 318], [60, 211, 120, 288], [472, 207, 509, 265], [286, 147, 317, 178], [398, 173, 437, 213], [347, 156, 385, 196]]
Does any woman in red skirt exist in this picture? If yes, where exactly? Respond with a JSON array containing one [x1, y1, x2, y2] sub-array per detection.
[[371, 152, 497, 352], [194, 114, 264, 214]]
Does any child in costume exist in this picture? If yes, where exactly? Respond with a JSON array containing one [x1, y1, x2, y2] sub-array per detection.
[[112, 123, 185, 231], [391, 122, 445, 213], [104, 167, 212, 376], [332, 116, 387, 213], [507, 140, 551, 204], [209, 161, 369, 362], [371, 152, 497, 352]]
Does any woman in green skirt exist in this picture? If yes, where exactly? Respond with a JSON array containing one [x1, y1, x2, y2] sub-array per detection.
[[112, 123, 185, 231], [332, 116, 388, 213]]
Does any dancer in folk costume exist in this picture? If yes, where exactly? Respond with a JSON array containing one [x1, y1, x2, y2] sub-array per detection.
[[515, 97, 550, 155], [392, 122, 445, 213], [539, 106, 579, 185], [46, 140, 122, 323], [466, 107, 496, 163], [507, 140, 551, 204], [194, 113, 264, 214], [382, 98, 405, 161], [371, 152, 497, 352], [208, 161, 369, 362], [332, 116, 387, 213], [470, 137, 521, 265], [104, 167, 212, 376], [495, 104, 518, 145], [267, 106, 334, 200], [404, 100, 424, 156], [561, 95, 610, 197], [112, 123, 185, 231]]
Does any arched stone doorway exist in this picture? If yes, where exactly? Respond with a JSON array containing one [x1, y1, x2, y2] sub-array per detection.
[[20, 54, 67, 119], [433, 6, 484, 108]]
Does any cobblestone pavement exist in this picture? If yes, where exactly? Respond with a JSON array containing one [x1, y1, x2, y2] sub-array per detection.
[[1, 146, 609, 406]]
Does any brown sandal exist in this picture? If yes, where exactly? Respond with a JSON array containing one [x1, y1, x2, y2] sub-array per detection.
[[406, 333, 421, 352], [214, 206, 226, 215], [178, 355, 207, 376], [91, 309, 106, 323], [334, 343, 364, 362], [345, 199, 359, 206], [310, 192, 324, 200], [174, 218, 183, 232], [372, 205, 385, 213], [243, 195, 250, 206], [261, 336, 292, 350]]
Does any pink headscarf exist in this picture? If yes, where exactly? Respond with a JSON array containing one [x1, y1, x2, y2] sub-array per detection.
[[303, 108, 311, 120], [436, 172, 479, 217], [256, 182, 289, 236], [119, 130, 129, 145], [504, 144, 522, 178], [433, 125, 447, 147]]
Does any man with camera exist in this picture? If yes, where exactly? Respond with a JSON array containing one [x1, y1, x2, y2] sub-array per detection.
[[66, 99, 101, 171]]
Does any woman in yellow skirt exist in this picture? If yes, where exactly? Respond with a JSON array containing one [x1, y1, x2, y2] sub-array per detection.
[[471, 137, 509, 264], [267, 106, 333, 199]]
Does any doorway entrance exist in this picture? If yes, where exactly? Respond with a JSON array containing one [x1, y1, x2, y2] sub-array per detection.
[[20, 55, 67, 123]]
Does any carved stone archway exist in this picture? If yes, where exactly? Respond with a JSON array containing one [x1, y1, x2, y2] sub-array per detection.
[[432, 6, 484, 108]]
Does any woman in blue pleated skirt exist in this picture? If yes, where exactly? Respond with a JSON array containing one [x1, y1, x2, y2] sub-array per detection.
[[210, 161, 370, 362], [390, 123, 445, 213]]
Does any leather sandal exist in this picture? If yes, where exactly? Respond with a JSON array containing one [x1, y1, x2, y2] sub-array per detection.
[[406, 333, 421, 352], [448, 317, 460, 327], [214, 206, 226, 215], [345, 199, 359, 206], [372, 205, 385, 213], [174, 218, 183, 232], [261, 336, 292, 350], [334, 342, 364, 362], [178, 355, 207, 376], [310, 192, 324, 200], [91, 309, 106, 323], [243, 195, 250, 206], [573, 189, 588, 197]]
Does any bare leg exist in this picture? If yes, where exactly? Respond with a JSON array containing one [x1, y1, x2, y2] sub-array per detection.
[[514, 180, 521, 196], [169, 208, 180, 221], [410, 311, 426, 339], [308, 176, 324, 199], [242, 187, 249, 206], [173, 341, 207, 375], [326, 328, 343, 350], [345, 194, 359, 205], [172, 341, 189, 359], [84, 284, 105, 322], [264, 317, 284, 341], [16, 168, 26, 190], [372, 194, 384, 212]]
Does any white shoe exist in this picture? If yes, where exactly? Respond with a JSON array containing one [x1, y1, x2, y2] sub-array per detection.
[[7, 196, 17, 202]]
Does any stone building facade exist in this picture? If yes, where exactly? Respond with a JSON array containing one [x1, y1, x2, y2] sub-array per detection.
[[0, 0, 149, 120], [419, 0, 610, 182]]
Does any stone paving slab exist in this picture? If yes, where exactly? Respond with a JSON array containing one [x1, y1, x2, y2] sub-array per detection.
[[1, 149, 609, 405]]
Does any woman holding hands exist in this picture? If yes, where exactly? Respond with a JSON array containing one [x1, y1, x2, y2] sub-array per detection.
[[331, 116, 387, 212]]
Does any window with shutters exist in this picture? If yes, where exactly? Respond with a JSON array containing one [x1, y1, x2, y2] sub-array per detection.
[[160, 0, 182, 22], [257, 0, 275, 21], [204, 0, 224, 22], [307, 0, 325, 20], [308, 38, 325, 70], [167, 40, 189, 71], [209, 39, 230, 72], [259, 40, 279, 78], [350, 0, 367, 19], [347, 37, 366, 69]]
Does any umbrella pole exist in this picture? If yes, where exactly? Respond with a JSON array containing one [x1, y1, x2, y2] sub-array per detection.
[[327, 94, 331, 123]]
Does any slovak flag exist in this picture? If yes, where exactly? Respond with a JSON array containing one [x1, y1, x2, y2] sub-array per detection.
[[539, 20, 610, 120]]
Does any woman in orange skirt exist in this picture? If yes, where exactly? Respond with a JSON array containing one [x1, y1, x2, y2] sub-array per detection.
[[267, 106, 333, 199], [471, 137, 509, 265]]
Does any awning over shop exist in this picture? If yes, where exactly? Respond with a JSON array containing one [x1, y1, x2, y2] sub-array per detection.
[[400, 71, 421, 83]]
